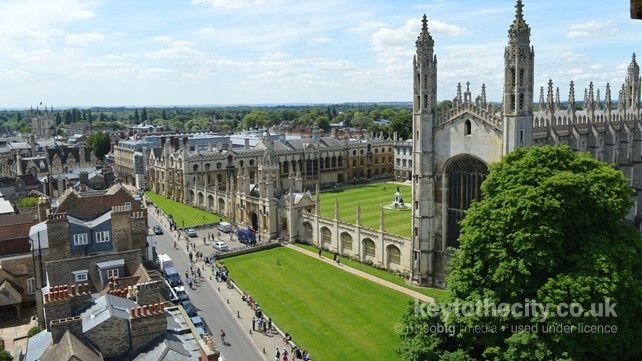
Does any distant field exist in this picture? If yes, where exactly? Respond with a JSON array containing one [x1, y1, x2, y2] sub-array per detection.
[[319, 182, 411, 238], [224, 247, 411, 361], [144, 191, 225, 228]]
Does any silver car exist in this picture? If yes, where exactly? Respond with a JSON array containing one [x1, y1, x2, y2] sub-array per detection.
[[213, 241, 228, 251]]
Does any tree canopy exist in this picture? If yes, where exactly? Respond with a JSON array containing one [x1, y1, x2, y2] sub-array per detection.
[[85, 132, 111, 160], [398, 145, 642, 361]]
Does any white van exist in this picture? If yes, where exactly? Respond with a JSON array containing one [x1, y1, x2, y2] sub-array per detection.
[[217, 222, 232, 233]]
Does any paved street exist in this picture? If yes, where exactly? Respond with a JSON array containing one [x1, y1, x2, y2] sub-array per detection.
[[148, 212, 265, 361]]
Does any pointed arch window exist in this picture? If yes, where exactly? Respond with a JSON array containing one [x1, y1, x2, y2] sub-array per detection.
[[464, 119, 472, 136]]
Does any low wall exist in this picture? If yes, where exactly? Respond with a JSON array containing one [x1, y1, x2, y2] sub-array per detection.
[[215, 242, 281, 260]]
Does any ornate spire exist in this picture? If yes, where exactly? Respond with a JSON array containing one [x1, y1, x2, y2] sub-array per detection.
[[605, 83, 612, 110], [415, 14, 434, 56], [515, 0, 524, 21], [481, 83, 487, 108], [546, 79, 554, 111], [596, 88, 602, 110], [539, 86, 545, 110], [618, 84, 626, 111], [555, 87, 561, 111], [568, 81, 576, 110], [510, 0, 529, 33], [456, 82, 462, 104]]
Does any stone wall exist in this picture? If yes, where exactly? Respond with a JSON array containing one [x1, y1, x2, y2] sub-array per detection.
[[43, 284, 93, 327], [49, 316, 82, 343], [129, 303, 167, 352]]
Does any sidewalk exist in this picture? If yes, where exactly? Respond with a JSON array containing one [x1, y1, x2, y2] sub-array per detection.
[[285, 244, 435, 304], [151, 210, 286, 361]]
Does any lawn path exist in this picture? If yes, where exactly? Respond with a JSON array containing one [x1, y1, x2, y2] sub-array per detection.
[[284, 244, 435, 304]]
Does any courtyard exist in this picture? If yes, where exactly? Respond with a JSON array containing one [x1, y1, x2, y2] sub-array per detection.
[[223, 247, 412, 361], [144, 191, 225, 228], [319, 182, 412, 238]]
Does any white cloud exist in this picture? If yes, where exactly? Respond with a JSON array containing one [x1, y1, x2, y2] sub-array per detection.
[[65, 32, 105, 46], [314, 59, 355, 71], [148, 40, 203, 60], [196, 27, 216, 35], [370, 17, 464, 74], [153, 35, 174, 43], [345, 21, 386, 35], [567, 20, 613, 38], [308, 36, 332, 45], [112, 32, 128, 37], [569, 20, 613, 31], [192, 0, 264, 9]]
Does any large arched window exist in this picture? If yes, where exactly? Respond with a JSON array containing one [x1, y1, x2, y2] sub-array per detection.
[[340, 232, 353, 254], [363, 238, 375, 257], [446, 156, 487, 249], [303, 222, 313, 242], [386, 245, 401, 266], [321, 227, 332, 247]]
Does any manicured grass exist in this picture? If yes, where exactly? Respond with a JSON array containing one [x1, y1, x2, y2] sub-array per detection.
[[224, 247, 412, 361], [319, 182, 412, 238], [295, 243, 449, 302], [144, 191, 225, 228]]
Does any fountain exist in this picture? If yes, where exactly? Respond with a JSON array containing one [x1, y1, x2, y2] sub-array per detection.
[[382, 186, 410, 210]]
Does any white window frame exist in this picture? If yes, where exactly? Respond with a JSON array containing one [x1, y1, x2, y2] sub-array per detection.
[[73, 233, 89, 246], [73, 270, 88, 283], [107, 268, 119, 279], [27, 277, 36, 294], [95, 231, 110, 243], [124, 202, 132, 210]]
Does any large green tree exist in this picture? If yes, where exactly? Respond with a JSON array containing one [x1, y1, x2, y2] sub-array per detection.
[[398, 145, 642, 361], [241, 110, 270, 129], [85, 132, 111, 160]]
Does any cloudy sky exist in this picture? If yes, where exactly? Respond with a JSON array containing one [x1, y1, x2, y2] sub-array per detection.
[[0, 0, 639, 107]]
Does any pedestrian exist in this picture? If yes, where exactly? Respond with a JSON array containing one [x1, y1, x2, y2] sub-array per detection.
[[203, 236, 206, 245], [174, 240, 177, 249], [189, 252, 193, 262], [197, 268, 201, 278], [184, 271, 189, 279], [318, 248, 322, 257], [252, 317, 256, 331], [276, 349, 280, 360], [268, 317, 272, 331]]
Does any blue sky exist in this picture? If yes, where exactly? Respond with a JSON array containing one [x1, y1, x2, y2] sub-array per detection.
[[0, 0, 639, 107]]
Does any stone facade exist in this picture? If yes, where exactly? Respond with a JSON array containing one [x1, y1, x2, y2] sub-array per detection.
[[146, 130, 394, 239], [412, 0, 641, 287]]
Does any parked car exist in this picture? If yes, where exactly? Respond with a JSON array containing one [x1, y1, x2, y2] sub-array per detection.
[[191, 316, 206, 337], [213, 241, 229, 251], [153, 225, 163, 235], [181, 300, 198, 317], [164, 266, 182, 287], [173, 286, 189, 302], [217, 222, 232, 233], [236, 227, 256, 245], [186, 228, 197, 237]]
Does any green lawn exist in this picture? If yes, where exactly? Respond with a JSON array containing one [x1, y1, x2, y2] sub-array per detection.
[[144, 191, 225, 228], [319, 182, 412, 238], [295, 243, 449, 302], [224, 247, 411, 361]]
